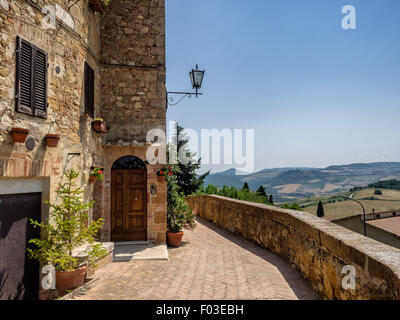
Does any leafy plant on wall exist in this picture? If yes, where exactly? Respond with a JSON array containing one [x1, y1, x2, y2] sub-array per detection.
[[166, 170, 197, 234]]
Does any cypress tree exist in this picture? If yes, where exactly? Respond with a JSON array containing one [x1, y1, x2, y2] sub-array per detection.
[[317, 201, 325, 218], [256, 185, 267, 197], [269, 194, 274, 204], [167, 124, 209, 195]]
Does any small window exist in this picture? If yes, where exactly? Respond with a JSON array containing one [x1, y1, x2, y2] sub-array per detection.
[[15, 36, 48, 119], [84, 62, 95, 118]]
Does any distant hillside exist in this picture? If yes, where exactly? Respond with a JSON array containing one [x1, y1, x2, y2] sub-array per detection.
[[368, 180, 400, 190], [203, 162, 400, 203]]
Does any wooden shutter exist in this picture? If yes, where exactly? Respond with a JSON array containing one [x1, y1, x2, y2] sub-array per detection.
[[84, 62, 95, 118], [33, 48, 48, 119], [15, 37, 33, 115], [15, 36, 48, 119]]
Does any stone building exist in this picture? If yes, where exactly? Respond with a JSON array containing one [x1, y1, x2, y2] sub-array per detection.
[[0, 0, 166, 299], [332, 211, 400, 249]]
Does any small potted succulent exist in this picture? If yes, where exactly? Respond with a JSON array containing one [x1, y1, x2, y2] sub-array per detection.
[[44, 134, 61, 147], [89, 167, 104, 184], [166, 173, 196, 247], [27, 170, 107, 297], [92, 118, 108, 134], [10, 127, 29, 143]]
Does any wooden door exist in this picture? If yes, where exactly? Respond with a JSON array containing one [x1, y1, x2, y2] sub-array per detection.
[[111, 170, 147, 241], [0, 193, 41, 300]]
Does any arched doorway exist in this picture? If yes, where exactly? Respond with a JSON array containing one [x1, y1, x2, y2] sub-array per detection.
[[111, 156, 147, 242]]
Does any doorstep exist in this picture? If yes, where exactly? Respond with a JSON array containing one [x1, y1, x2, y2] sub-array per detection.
[[72, 242, 114, 259], [113, 243, 169, 262], [114, 241, 149, 245], [72, 242, 114, 278]]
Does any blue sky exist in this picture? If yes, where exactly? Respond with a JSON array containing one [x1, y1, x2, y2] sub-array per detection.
[[166, 0, 400, 173]]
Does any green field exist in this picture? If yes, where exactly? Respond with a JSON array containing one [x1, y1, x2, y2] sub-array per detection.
[[302, 189, 400, 219], [353, 188, 400, 201]]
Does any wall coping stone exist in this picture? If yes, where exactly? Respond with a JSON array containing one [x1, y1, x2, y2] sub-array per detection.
[[187, 195, 400, 299]]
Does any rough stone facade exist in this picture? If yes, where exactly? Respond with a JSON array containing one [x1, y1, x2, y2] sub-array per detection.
[[0, 0, 166, 247], [100, 0, 166, 144], [96, 0, 167, 243], [187, 195, 400, 300]]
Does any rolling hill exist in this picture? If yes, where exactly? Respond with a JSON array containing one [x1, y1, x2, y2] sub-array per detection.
[[203, 162, 400, 203]]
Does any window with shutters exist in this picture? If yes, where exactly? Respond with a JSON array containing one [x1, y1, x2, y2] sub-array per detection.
[[15, 36, 48, 119], [84, 62, 95, 118]]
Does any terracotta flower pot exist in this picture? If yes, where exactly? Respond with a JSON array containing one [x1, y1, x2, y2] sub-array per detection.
[[92, 120, 108, 133], [10, 127, 29, 143], [56, 265, 87, 296], [167, 232, 184, 247], [89, 175, 97, 184], [45, 134, 60, 147]]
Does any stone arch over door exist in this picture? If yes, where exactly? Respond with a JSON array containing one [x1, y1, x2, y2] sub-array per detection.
[[111, 155, 147, 242]]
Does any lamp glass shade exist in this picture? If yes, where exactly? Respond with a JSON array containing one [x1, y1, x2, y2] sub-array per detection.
[[190, 68, 205, 90]]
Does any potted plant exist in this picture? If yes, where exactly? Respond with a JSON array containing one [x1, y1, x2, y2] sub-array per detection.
[[92, 118, 108, 133], [10, 127, 29, 143], [157, 166, 173, 182], [27, 169, 107, 297], [44, 134, 60, 147], [89, 167, 104, 184], [166, 173, 196, 247]]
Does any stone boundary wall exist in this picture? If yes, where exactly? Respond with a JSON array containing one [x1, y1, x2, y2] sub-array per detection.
[[187, 195, 400, 299]]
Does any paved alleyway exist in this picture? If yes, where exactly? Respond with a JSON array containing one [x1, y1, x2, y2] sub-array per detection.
[[68, 218, 319, 300]]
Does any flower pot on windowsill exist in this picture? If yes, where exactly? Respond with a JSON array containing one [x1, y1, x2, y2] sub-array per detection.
[[167, 232, 184, 247], [157, 175, 165, 183], [45, 134, 60, 147], [10, 127, 29, 143], [157, 167, 173, 182], [92, 120, 108, 134], [89, 175, 98, 184], [56, 265, 88, 297], [89, 167, 104, 184]]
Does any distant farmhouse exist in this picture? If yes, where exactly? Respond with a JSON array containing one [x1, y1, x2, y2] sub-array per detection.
[[333, 210, 400, 249]]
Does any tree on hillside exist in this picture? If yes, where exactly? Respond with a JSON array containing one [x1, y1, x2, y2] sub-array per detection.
[[283, 203, 302, 211], [256, 185, 267, 197], [199, 183, 272, 206], [167, 124, 209, 195], [374, 190, 383, 195], [269, 194, 274, 204], [205, 184, 218, 195], [242, 183, 250, 190], [317, 201, 325, 218]]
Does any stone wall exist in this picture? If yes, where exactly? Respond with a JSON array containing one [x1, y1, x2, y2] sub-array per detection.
[[187, 195, 400, 300], [99, 0, 166, 144], [0, 0, 105, 212], [95, 0, 167, 243]]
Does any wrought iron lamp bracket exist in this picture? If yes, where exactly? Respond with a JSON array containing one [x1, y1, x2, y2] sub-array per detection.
[[166, 91, 203, 109]]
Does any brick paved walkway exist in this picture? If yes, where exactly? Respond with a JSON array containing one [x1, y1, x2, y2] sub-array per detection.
[[68, 218, 319, 300]]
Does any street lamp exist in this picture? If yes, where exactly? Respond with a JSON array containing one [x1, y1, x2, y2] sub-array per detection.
[[167, 64, 205, 108], [342, 195, 367, 236], [189, 64, 205, 97]]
